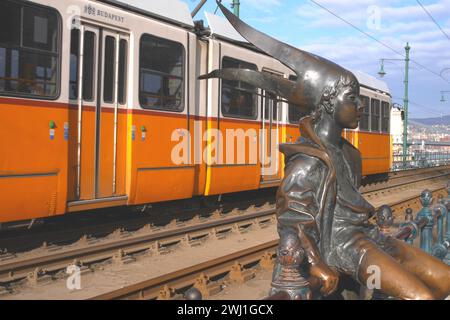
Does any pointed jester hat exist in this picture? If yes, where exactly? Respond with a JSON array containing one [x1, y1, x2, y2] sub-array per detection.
[[199, 1, 359, 114]]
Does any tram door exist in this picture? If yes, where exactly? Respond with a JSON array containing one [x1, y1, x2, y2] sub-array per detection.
[[68, 24, 129, 201], [260, 70, 281, 182]]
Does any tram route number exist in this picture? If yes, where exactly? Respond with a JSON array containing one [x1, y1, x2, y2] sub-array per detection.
[[177, 304, 274, 318]]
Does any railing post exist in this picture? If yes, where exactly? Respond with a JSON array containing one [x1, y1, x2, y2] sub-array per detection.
[[437, 195, 447, 244], [415, 190, 434, 254], [431, 204, 448, 260], [446, 182, 450, 241], [403, 208, 415, 245]]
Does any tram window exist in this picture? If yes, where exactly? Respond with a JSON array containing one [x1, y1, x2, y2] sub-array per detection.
[[83, 32, 95, 101], [0, 0, 60, 99], [118, 39, 128, 104], [371, 98, 381, 132], [221, 57, 258, 119], [288, 75, 307, 124], [139, 34, 184, 112], [381, 101, 390, 133], [103, 36, 115, 103], [69, 30, 95, 101], [359, 95, 370, 131], [69, 29, 79, 100], [263, 91, 278, 120]]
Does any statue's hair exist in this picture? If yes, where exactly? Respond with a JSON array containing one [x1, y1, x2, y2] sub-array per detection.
[[302, 74, 358, 124], [318, 74, 359, 114]]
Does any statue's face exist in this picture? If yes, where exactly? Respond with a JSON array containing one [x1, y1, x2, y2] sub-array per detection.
[[333, 85, 361, 129]]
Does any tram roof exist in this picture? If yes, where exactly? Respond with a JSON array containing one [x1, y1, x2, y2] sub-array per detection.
[[353, 70, 391, 96], [100, 0, 195, 28], [205, 12, 247, 43]]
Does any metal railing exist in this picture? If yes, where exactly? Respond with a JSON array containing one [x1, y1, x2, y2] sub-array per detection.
[[392, 152, 450, 171]]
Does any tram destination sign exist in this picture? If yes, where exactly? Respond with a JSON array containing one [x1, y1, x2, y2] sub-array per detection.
[[84, 4, 124, 23]]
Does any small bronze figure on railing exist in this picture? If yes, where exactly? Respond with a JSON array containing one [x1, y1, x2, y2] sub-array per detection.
[[201, 1, 450, 300]]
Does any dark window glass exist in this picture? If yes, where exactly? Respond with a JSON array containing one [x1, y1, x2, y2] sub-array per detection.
[[118, 39, 127, 104], [359, 95, 370, 131], [262, 70, 280, 121], [288, 75, 307, 124], [263, 92, 278, 121], [83, 31, 95, 101], [0, 0, 59, 98], [69, 29, 79, 100], [221, 57, 257, 119], [69, 30, 95, 101], [0, 1, 20, 47], [371, 98, 380, 132], [139, 34, 184, 112], [381, 101, 390, 133], [103, 36, 115, 103]]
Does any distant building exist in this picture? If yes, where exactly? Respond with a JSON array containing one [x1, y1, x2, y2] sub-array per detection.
[[390, 108, 403, 150]]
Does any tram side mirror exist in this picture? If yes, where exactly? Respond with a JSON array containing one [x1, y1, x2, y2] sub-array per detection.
[[401, 111, 405, 121]]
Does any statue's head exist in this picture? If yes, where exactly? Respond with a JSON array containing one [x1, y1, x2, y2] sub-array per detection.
[[319, 74, 361, 129], [201, 1, 361, 129]]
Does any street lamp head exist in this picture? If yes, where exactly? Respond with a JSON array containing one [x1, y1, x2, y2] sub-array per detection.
[[378, 61, 386, 78]]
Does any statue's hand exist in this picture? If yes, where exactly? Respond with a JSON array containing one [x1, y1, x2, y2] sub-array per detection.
[[310, 261, 339, 296]]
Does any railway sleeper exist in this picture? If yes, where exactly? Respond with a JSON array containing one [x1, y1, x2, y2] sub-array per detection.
[[260, 252, 275, 271], [193, 273, 222, 299], [157, 286, 183, 300], [213, 227, 233, 240], [112, 249, 136, 265], [26, 268, 52, 287], [186, 233, 210, 247], [229, 262, 255, 284]]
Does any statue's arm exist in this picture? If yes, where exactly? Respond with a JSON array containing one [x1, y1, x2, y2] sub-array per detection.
[[276, 155, 339, 295]]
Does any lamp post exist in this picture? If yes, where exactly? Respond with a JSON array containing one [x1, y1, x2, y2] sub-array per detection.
[[378, 42, 411, 169], [231, 0, 240, 17], [440, 68, 450, 80], [440, 91, 450, 103]]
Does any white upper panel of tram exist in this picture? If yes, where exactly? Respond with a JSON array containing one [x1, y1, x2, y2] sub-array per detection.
[[104, 0, 194, 27], [205, 12, 247, 43], [353, 70, 390, 96]]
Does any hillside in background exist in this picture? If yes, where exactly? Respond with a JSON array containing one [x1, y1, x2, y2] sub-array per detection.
[[411, 115, 450, 126]]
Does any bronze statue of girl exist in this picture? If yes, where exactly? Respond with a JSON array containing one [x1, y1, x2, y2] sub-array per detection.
[[201, 2, 450, 300]]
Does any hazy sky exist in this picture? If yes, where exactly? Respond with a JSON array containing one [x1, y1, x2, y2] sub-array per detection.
[[187, 0, 450, 119]]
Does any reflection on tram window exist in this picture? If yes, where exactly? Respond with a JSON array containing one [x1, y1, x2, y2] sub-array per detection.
[[0, 0, 60, 98], [381, 101, 390, 133], [139, 34, 184, 112], [359, 95, 370, 131], [221, 57, 258, 119], [371, 98, 381, 132]]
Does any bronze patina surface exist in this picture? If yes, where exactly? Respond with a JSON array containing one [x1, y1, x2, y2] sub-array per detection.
[[201, 1, 450, 300]]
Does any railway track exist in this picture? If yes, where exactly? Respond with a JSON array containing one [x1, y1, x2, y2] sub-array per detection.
[[1, 166, 449, 297], [89, 185, 449, 301]]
